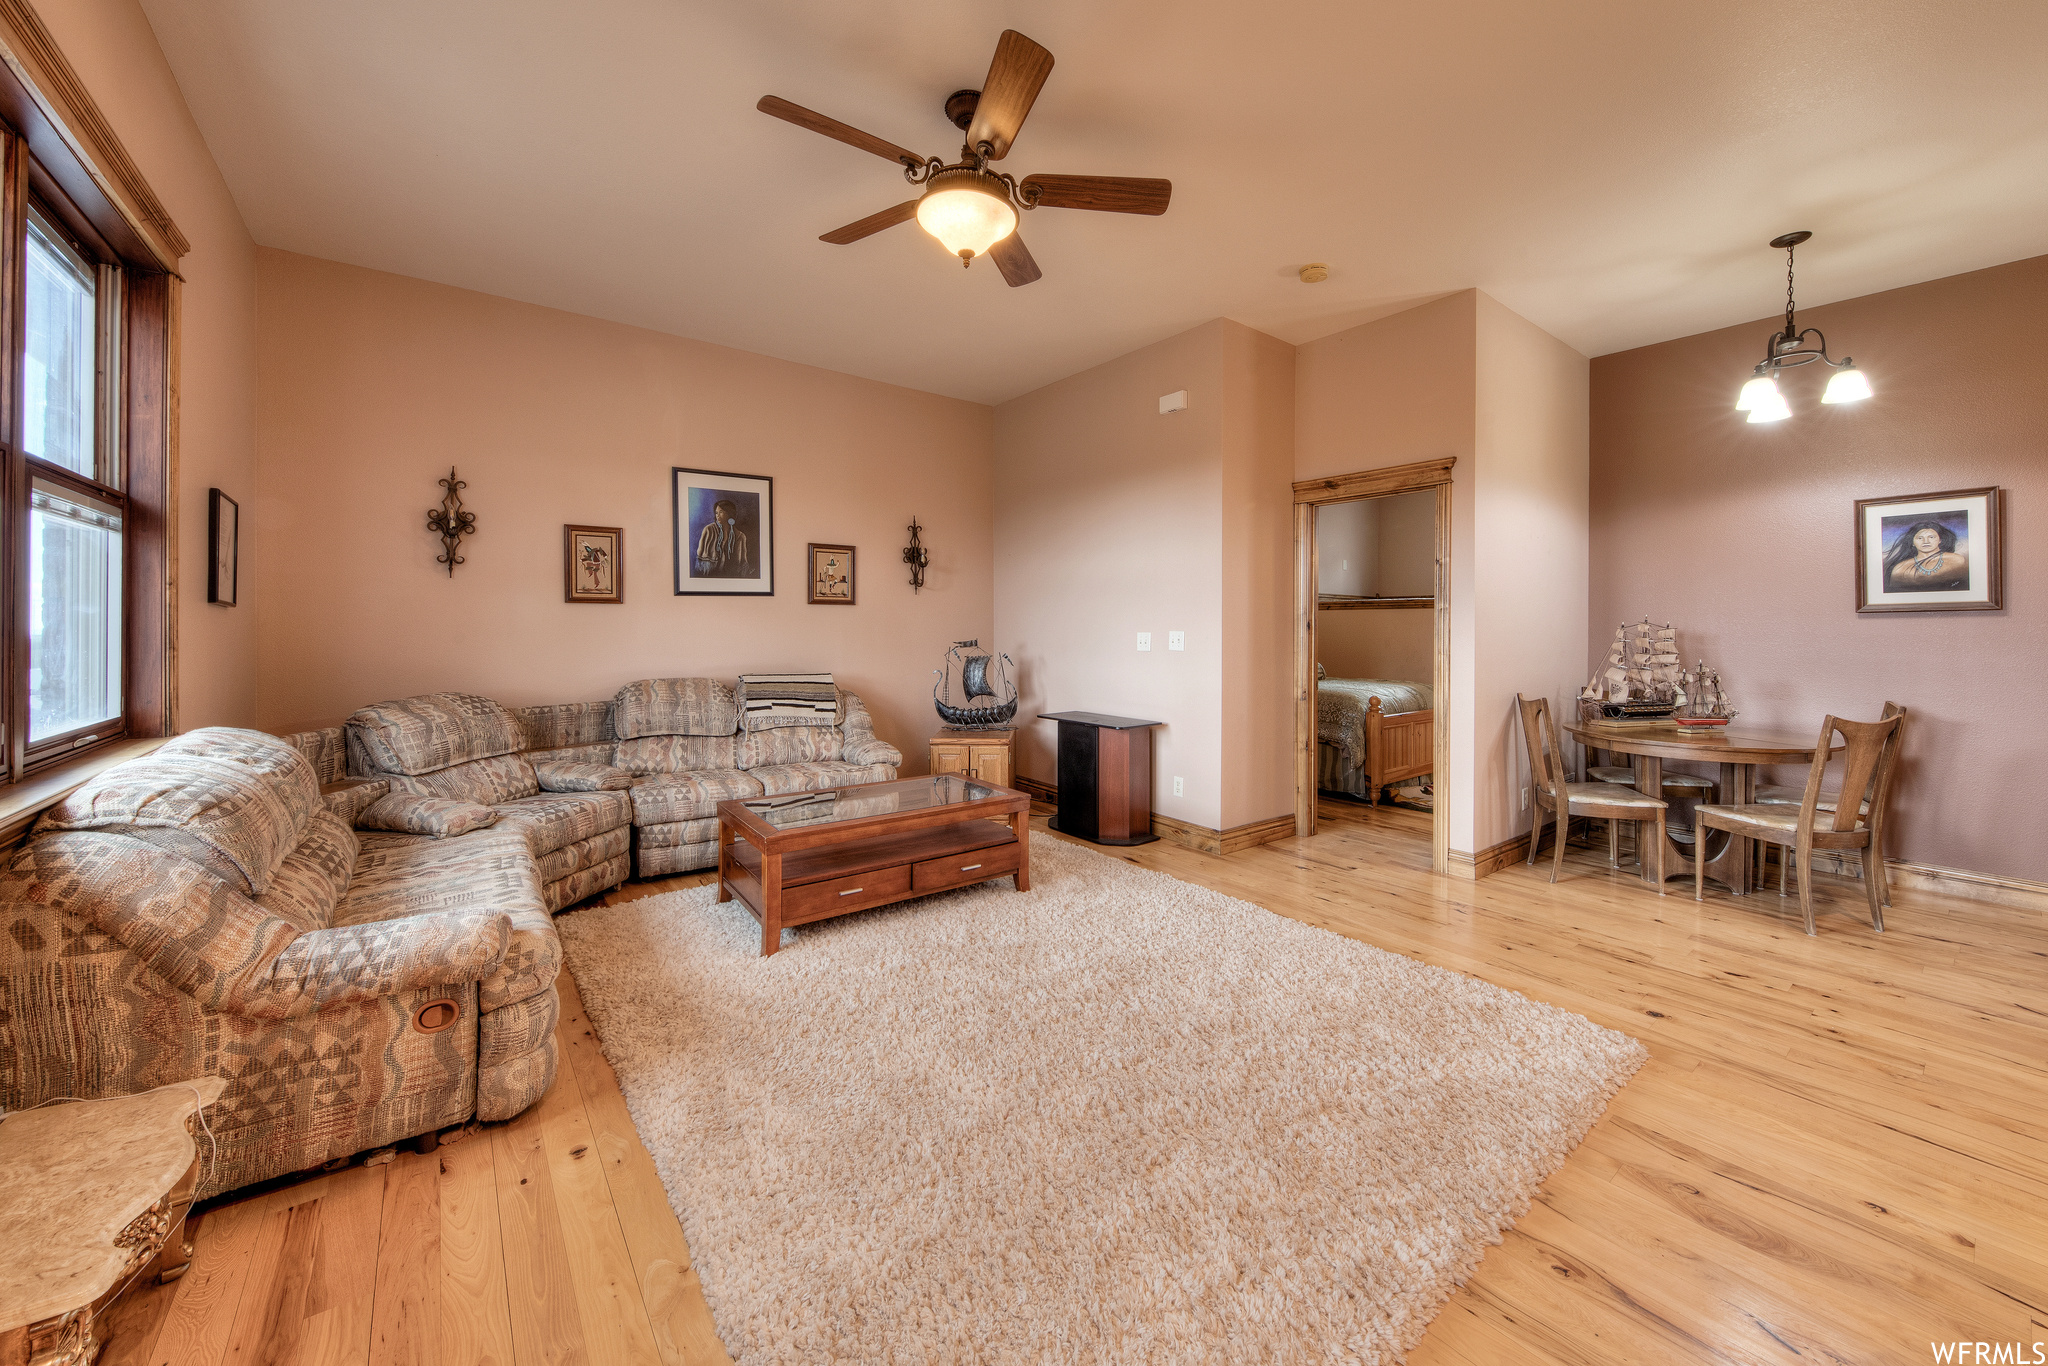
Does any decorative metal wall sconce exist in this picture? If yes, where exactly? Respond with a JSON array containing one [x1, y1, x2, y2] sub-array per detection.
[[427, 467, 477, 575], [902, 517, 929, 592]]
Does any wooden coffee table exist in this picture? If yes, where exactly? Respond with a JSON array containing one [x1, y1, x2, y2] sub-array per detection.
[[717, 774, 1031, 956]]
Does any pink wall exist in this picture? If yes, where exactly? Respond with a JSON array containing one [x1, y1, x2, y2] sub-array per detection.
[[253, 249, 993, 757], [42, 0, 259, 729], [1317, 609, 1433, 682], [993, 321, 1230, 828], [1474, 293, 1589, 855], [1591, 254, 2048, 881], [1297, 293, 1478, 853], [1218, 323, 1297, 828]]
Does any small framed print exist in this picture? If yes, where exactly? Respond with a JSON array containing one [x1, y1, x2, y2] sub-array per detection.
[[674, 467, 773, 596], [1856, 486, 2004, 613], [808, 543, 855, 605], [565, 525, 624, 604], [208, 488, 238, 605]]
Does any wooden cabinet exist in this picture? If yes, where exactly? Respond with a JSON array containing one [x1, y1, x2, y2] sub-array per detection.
[[928, 727, 1013, 789]]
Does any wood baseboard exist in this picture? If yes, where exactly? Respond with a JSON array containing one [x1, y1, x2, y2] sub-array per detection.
[[1777, 847, 2047, 915], [1449, 817, 1595, 881], [1019, 775, 1291, 856]]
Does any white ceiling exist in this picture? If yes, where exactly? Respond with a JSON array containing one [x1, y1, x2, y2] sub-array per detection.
[[138, 0, 2048, 405]]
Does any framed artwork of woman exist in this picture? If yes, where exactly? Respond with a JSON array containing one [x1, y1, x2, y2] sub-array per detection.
[[1855, 486, 2003, 613]]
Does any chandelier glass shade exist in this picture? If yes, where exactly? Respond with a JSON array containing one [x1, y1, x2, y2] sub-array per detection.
[[1736, 231, 1870, 422], [916, 169, 1017, 261]]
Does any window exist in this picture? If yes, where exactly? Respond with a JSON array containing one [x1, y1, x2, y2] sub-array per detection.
[[0, 32, 176, 784], [18, 205, 126, 755]]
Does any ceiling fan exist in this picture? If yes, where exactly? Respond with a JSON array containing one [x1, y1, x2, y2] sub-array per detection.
[[757, 30, 1171, 287]]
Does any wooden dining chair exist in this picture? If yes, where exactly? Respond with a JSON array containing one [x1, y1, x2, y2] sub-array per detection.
[[1752, 702, 1907, 906], [1518, 695, 1668, 891], [1692, 710, 1906, 934]]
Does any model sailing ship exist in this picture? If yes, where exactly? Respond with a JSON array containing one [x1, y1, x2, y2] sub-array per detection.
[[1674, 662, 1737, 728], [1579, 618, 1683, 719], [933, 640, 1017, 729]]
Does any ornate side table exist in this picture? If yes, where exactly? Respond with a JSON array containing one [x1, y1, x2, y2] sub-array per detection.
[[0, 1077, 225, 1366]]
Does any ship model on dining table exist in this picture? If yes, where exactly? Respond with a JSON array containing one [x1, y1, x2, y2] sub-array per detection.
[[1674, 661, 1737, 728], [1579, 618, 1683, 722]]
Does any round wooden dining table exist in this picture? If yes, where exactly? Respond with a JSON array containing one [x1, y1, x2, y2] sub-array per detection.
[[1563, 719, 1841, 893]]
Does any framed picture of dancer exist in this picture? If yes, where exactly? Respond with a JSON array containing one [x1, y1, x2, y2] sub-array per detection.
[[673, 467, 773, 596], [564, 525, 624, 604], [1855, 486, 2003, 613]]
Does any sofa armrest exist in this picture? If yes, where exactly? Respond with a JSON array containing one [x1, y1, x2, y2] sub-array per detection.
[[843, 738, 901, 767], [238, 910, 512, 1019], [533, 759, 635, 792]]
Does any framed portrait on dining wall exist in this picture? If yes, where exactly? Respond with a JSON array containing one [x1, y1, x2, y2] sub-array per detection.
[[673, 467, 773, 596], [564, 525, 623, 604], [807, 543, 855, 605], [1855, 486, 2003, 613]]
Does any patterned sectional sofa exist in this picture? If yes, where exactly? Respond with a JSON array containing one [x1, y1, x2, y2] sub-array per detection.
[[0, 728, 562, 1197], [296, 678, 902, 889], [0, 677, 900, 1197]]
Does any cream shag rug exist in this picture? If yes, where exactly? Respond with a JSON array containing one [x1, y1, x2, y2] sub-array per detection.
[[558, 835, 1645, 1365]]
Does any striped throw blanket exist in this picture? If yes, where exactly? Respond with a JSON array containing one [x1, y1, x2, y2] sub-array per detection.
[[737, 673, 839, 729]]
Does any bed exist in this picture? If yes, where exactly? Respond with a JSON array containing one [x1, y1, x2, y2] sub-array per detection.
[[1316, 677, 1434, 803]]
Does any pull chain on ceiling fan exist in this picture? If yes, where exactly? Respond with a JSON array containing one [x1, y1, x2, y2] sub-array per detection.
[[757, 30, 1172, 287]]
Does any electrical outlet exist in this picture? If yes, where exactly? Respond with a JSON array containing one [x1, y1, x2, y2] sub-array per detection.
[[1521, 786, 1530, 811], [1173, 776, 1184, 797], [1136, 632, 1151, 651], [1168, 631, 1185, 651]]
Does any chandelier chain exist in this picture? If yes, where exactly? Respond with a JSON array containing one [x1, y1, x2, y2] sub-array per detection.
[[1784, 242, 1797, 339]]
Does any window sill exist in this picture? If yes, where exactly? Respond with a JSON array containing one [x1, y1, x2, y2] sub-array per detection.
[[0, 735, 167, 852]]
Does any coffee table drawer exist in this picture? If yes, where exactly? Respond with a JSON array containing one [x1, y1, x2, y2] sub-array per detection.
[[911, 840, 1020, 892], [782, 865, 911, 922]]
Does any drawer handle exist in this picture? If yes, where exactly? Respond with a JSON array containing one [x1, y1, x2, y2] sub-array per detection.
[[960, 864, 982, 871], [839, 887, 864, 896]]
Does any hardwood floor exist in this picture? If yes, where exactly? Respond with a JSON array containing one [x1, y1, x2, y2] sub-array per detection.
[[95, 798, 2047, 1365]]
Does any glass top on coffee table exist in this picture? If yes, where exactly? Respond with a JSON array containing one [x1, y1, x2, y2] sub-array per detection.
[[734, 773, 1005, 830]]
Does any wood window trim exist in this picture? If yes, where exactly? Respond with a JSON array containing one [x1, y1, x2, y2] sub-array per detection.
[[0, 2, 186, 783]]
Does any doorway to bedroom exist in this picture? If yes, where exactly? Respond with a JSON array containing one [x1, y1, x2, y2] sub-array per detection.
[[1292, 458, 1452, 874]]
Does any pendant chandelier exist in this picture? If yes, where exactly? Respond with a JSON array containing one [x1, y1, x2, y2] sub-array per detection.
[[1735, 231, 1871, 423]]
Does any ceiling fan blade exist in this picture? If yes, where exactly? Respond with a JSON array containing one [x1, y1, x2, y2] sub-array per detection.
[[820, 200, 920, 245], [1021, 175, 1172, 215], [965, 31, 1053, 161], [758, 95, 923, 167], [988, 233, 1041, 287]]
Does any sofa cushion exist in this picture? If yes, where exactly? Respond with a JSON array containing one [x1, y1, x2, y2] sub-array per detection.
[[512, 701, 612, 752], [533, 760, 634, 792], [614, 734, 739, 775], [322, 781, 390, 825], [748, 761, 898, 797], [738, 725, 845, 768], [341, 828, 556, 1013], [38, 728, 320, 896], [612, 678, 737, 739], [492, 791, 631, 859], [533, 826, 631, 887], [629, 769, 764, 826], [348, 693, 523, 776], [737, 673, 839, 730], [388, 753, 540, 806], [358, 794, 501, 839], [253, 806, 357, 933]]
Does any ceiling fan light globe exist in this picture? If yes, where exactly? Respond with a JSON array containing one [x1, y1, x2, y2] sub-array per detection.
[[1821, 364, 1872, 404], [916, 181, 1016, 260], [1735, 372, 1778, 413]]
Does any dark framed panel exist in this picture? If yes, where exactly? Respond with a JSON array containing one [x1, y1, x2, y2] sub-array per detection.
[[672, 467, 773, 597], [564, 524, 624, 604], [1854, 486, 2004, 614], [807, 543, 855, 605], [207, 489, 237, 605]]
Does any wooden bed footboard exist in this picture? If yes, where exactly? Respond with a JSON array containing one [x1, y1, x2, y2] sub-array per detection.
[[1363, 695, 1434, 804]]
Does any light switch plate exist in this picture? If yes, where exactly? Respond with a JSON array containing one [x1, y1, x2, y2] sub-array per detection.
[[1168, 631, 1185, 651], [1136, 632, 1151, 651], [1173, 776, 1184, 797]]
